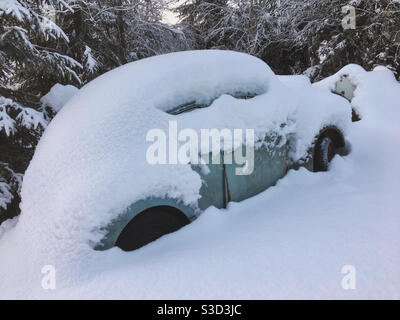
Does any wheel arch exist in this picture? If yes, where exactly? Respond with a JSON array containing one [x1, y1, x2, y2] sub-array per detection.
[[94, 198, 197, 250], [297, 125, 346, 172], [312, 126, 345, 172], [316, 126, 345, 148]]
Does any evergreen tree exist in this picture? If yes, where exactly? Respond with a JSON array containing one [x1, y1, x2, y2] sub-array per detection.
[[0, 0, 82, 100], [0, 0, 79, 222], [58, 0, 190, 82], [174, 0, 400, 79]]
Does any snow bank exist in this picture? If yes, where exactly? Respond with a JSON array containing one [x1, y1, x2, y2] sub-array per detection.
[[63, 65, 400, 298], [16, 50, 348, 258], [40, 83, 79, 113], [0, 52, 372, 299], [2, 51, 279, 267]]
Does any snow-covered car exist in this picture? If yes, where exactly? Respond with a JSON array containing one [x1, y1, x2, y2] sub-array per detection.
[[21, 50, 351, 252]]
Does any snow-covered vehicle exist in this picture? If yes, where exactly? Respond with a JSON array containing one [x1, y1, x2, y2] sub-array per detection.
[[21, 50, 351, 252]]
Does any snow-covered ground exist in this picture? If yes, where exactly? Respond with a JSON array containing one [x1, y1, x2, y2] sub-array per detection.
[[0, 63, 399, 299]]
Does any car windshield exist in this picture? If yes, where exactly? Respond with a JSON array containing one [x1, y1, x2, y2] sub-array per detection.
[[166, 92, 258, 115]]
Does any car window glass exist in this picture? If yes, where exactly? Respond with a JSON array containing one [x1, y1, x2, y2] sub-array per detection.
[[166, 92, 258, 115]]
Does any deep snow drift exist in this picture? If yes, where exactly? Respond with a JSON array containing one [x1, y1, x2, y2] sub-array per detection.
[[2, 50, 350, 261], [0, 60, 399, 299]]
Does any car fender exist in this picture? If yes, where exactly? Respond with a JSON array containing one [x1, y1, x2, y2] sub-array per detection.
[[95, 197, 198, 250]]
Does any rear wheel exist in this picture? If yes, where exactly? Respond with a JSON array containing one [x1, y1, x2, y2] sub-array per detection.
[[115, 206, 190, 251], [314, 136, 335, 172]]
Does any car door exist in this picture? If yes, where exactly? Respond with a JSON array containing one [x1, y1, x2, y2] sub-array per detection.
[[191, 151, 225, 210], [224, 136, 288, 203]]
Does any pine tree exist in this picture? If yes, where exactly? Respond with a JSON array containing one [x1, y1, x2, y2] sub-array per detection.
[[173, 0, 400, 79], [57, 0, 190, 82], [174, 0, 232, 49], [0, 0, 82, 99], [0, 0, 79, 222]]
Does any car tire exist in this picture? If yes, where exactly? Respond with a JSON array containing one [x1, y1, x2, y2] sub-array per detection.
[[314, 136, 336, 172], [115, 206, 190, 251]]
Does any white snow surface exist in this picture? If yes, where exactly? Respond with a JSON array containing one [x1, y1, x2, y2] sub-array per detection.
[[40, 83, 79, 113], [0, 216, 18, 240], [0, 53, 398, 299], [278, 74, 312, 88]]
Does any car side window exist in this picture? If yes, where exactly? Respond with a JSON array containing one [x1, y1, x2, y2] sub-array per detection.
[[167, 101, 207, 115], [166, 92, 258, 115]]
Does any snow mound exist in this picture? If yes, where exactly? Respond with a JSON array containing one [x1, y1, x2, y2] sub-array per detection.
[[20, 50, 349, 255], [40, 84, 79, 113], [313, 64, 400, 126], [0, 51, 355, 298], [14, 50, 283, 260], [0, 58, 398, 298]]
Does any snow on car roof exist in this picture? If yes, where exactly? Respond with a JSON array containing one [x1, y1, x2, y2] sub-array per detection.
[[277, 75, 311, 88]]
